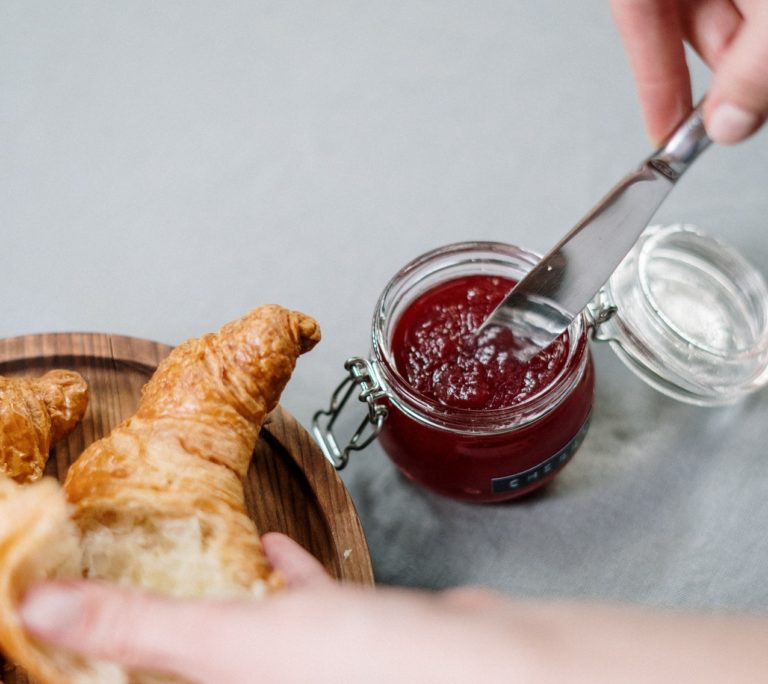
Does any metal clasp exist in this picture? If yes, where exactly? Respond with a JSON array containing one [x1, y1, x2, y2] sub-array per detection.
[[585, 291, 618, 342], [312, 357, 389, 469]]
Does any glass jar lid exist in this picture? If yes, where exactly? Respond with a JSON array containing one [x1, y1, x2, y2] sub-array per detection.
[[592, 223, 768, 406]]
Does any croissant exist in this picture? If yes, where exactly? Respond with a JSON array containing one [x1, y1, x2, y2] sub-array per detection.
[[0, 304, 321, 684], [0, 477, 126, 683], [0, 370, 89, 483]]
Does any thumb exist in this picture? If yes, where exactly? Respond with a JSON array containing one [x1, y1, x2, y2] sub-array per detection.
[[705, 5, 768, 144], [261, 532, 334, 588], [20, 580, 256, 683]]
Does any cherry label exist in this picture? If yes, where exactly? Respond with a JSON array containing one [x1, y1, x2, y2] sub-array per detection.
[[490, 416, 591, 494]]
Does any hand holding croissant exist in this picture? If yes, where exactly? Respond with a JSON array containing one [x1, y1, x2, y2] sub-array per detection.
[[0, 304, 320, 684]]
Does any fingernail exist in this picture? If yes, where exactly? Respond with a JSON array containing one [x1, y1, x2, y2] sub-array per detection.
[[20, 584, 83, 637], [707, 103, 761, 144]]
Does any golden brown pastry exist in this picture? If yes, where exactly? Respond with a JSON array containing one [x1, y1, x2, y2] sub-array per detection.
[[65, 304, 320, 597], [0, 477, 125, 684], [0, 370, 89, 483], [0, 304, 321, 683]]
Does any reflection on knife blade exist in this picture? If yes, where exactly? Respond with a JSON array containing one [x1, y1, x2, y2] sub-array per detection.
[[478, 103, 711, 361]]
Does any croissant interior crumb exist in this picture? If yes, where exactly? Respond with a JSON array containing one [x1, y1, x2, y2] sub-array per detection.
[[2, 480, 128, 684], [79, 515, 267, 600]]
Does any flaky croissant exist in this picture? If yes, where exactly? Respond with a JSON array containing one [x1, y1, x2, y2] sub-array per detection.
[[0, 477, 126, 683], [0, 304, 320, 684], [65, 304, 321, 597], [0, 370, 89, 483]]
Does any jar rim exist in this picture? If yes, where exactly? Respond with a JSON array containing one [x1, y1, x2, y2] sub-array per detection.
[[598, 224, 768, 405], [370, 241, 590, 434], [637, 224, 768, 357]]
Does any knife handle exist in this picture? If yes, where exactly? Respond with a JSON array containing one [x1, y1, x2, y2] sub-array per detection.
[[648, 100, 712, 182]]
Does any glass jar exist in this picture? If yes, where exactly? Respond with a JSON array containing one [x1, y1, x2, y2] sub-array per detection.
[[314, 226, 768, 502], [315, 241, 594, 502], [591, 223, 768, 405]]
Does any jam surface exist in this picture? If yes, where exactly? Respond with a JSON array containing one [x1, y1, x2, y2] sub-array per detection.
[[391, 275, 569, 410]]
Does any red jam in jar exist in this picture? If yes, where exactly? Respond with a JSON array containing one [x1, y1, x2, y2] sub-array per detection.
[[371, 242, 594, 502], [390, 275, 570, 411]]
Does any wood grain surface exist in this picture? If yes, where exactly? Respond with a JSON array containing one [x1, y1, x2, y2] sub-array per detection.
[[0, 331, 374, 684]]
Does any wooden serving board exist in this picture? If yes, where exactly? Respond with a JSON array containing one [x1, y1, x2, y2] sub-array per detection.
[[0, 332, 374, 682]]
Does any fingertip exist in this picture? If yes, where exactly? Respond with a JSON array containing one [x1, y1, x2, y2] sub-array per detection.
[[647, 128, 666, 150], [261, 530, 292, 546], [260, 531, 309, 561], [703, 4, 768, 143], [261, 533, 333, 588], [705, 101, 763, 144], [645, 95, 694, 148], [20, 580, 88, 644]]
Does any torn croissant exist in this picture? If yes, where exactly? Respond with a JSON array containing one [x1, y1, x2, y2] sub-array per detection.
[[65, 304, 320, 597], [0, 477, 124, 683], [0, 370, 89, 483], [0, 304, 320, 684]]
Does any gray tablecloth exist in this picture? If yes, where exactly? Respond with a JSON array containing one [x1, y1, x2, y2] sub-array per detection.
[[3, 0, 767, 612]]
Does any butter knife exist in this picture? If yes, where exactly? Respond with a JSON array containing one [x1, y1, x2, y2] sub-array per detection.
[[479, 102, 711, 360]]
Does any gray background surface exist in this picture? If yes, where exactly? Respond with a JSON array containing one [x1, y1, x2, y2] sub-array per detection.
[[3, 1, 767, 611]]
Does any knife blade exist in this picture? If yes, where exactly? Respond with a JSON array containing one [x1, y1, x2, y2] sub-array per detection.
[[479, 102, 712, 361]]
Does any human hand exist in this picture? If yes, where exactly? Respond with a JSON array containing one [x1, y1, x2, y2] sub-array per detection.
[[19, 533, 768, 683], [19, 533, 531, 683], [610, 0, 768, 144]]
